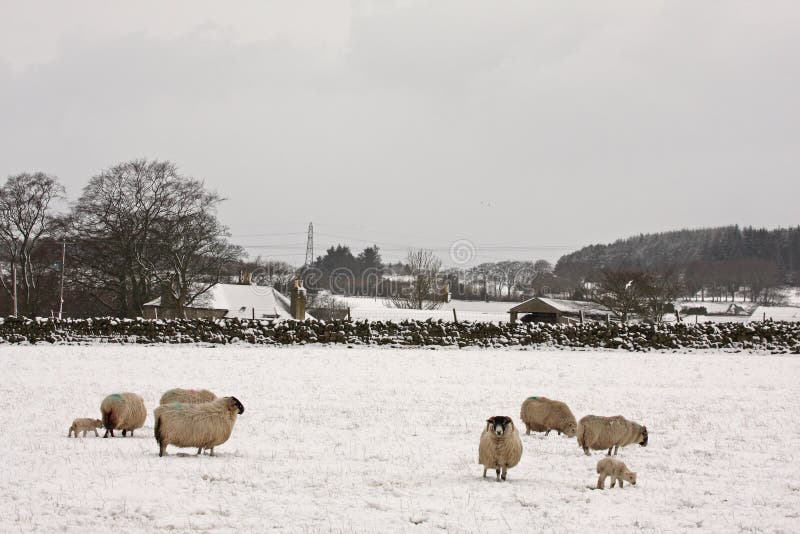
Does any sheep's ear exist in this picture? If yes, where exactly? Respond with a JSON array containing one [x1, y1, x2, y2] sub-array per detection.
[[486, 418, 493, 424]]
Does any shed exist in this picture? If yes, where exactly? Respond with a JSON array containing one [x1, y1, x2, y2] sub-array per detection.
[[508, 297, 611, 324]]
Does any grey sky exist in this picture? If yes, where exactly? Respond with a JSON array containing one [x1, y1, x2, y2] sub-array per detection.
[[1, 1, 798, 266]]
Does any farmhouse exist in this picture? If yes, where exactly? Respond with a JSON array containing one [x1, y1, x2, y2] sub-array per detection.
[[143, 281, 311, 320], [508, 297, 610, 324]]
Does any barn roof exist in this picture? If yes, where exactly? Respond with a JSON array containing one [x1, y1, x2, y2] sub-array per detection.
[[508, 297, 610, 317], [144, 283, 310, 320]]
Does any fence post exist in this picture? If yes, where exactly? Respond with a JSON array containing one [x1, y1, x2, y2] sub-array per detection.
[[452, 308, 458, 324], [348, 307, 351, 321]]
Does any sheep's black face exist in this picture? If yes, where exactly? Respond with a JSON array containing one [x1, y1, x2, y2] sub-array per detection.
[[230, 396, 245, 414], [639, 426, 648, 446], [487, 416, 513, 437]]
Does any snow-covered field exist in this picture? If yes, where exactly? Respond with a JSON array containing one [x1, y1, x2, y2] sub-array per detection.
[[2, 346, 799, 532]]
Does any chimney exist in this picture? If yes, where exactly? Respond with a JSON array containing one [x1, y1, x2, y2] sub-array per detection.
[[290, 279, 307, 320]]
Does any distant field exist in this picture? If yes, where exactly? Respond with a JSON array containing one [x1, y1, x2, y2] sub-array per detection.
[[2, 345, 799, 532]]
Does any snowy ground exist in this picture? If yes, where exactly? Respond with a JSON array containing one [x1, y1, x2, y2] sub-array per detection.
[[2, 345, 799, 533]]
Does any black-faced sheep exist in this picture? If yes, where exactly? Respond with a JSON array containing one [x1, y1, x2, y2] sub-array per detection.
[[519, 396, 577, 437], [577, 415, 648, 456], [100, 393, 147, 438], [68, 418, 103, 437], [596, 457, 637, 489], [478, 416, 523, 481], [159, 388, 217, 405], [154, 396, 244, 457]]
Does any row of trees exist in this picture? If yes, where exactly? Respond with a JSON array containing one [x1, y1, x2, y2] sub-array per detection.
[[0, 161, 243, 318]]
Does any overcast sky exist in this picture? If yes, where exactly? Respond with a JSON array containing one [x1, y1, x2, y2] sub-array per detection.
[[1, 1, 797, 266]]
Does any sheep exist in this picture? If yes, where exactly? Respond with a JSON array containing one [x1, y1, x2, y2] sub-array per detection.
[[577, 415, 648, 456], [596, 457, 637, 489], [519, 396, 577, 437], [154, 396, 244, 457], [100, 393, 147, 438], [478, 416, 523, 481], [68, 418, 103, 438], [159, 388, 217, 406]]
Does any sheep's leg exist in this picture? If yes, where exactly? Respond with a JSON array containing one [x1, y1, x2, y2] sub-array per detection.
[[545, 429, 551, 436], [613, 445, 619, 455], [93, 429, 99, 437], [122, 429, 127, 437], [81, 430, 86, 437], [501, 466, 508, 481], [129, 429, 134, 437], [583, 447, 590, 456], [607, 447, 613, 456], [482, 467, 487, 478], [557, 430, 561, 436], [495, 468, 500, 481], [618, 479, 624, 488], [597, 475, 605, 490], [209, 447, 215, 457], [610, 478, 616, 488], [159, 443, 167, 457], [68, 428, 73, 438], [197, 448, 202, 455]]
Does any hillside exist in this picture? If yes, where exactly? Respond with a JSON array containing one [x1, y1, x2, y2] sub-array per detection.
[[555, 226, 800, 281]]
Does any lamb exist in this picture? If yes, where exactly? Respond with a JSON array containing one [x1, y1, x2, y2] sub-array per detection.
[[154, 396, 244, 457], [159, 388, 217, 406], [577, 415, 648, 456], [68, 418, 103, 438], [596, 457, 637, 489], [100, 393, 147, 438], [478, 416, 523, 481], [519, 396, 577, 437]]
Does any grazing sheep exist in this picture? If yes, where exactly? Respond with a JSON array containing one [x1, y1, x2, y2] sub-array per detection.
[[154, 396, 244, 457], [519, 396, 577, 437], [68, 418, 103, 438], [159, 388, 217, 406], [577, 415, 648, 456], [100, 393, 147, 438], [596, 457, 637, 489], [478, 416, 523, 481]]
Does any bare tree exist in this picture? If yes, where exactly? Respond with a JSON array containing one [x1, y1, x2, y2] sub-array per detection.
[[0, 173, 64, 316], [391, 249, 444, 310], [68, 159, 241, 317], [639, 268, 683, 323], [589, 269, 646, 323]]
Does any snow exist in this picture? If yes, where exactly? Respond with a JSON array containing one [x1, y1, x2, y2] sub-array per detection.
[[3, 345, 800, 532], [751, 306, 800, 322], [144, 283, 299, 319], [339, 296, 518, 322]]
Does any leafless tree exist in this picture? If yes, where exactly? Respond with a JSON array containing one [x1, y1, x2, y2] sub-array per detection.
[[639, 268, 683, 323], [589, 269, 646, 323], [0, 173, 64, 316], [391, 249, 444, 310], [68, 160, 241, 317]]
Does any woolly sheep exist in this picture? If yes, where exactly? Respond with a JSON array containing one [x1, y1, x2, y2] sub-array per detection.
[[159, 388, 217, 405], [596, 457, 637, 489], [519, 396, 577, 437], [577, 415, 648, 456], [100, 393, 147, 438], [68, 418, 103, 438], [154, 396, 244, 457], [478, 416, 523, 481]]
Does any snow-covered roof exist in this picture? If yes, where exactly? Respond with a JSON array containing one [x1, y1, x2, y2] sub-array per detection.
[[144, 283, 309, 320], [509, 297, 610, 317], [750, 306, 800, 322]]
